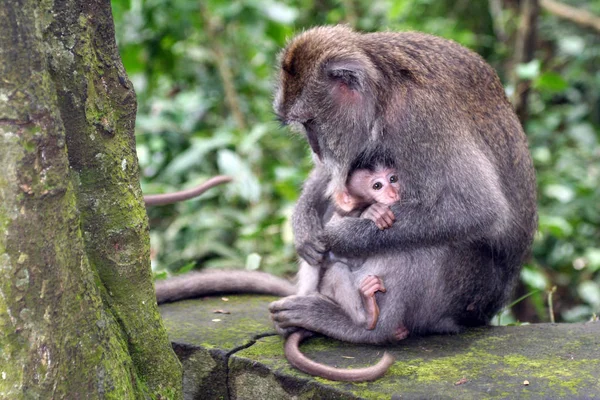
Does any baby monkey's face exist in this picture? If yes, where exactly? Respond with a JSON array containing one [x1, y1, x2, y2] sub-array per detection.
[[336, 166, 400, 213]]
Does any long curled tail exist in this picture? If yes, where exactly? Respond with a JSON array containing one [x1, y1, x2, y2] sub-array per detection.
[[156, 269, 295, 304], [284, 329, 394, 382]]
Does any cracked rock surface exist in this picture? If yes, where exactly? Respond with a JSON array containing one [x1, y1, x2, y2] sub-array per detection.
[[160, 295, 600, 400]]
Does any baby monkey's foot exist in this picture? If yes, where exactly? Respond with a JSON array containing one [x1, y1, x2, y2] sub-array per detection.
[[360, 275, 386, 330], [394, 325, 410, 341]]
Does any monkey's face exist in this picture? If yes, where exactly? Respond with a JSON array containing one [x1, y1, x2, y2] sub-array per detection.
[[347, 167, 401, 207], [273, 26, 381, 185]]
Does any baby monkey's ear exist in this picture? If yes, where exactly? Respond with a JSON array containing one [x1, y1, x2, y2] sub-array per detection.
[[334, 190, 356, 213]]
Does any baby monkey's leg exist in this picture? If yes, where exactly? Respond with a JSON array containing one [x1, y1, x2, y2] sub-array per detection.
[[360, 275, 386, 330]]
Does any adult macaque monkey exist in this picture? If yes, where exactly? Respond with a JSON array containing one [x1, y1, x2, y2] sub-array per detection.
[[270, 24, 537, 350]]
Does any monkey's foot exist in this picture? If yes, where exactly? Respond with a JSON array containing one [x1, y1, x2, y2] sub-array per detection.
[[394, 325, 410, 341], [360, 275, 386, 330], [270, 294, 334, 333]]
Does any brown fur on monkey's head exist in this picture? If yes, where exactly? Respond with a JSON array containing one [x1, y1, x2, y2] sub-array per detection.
[[274, 25, 527, 202], [272, 26, 437, 194], [273, 25, 383, 195]]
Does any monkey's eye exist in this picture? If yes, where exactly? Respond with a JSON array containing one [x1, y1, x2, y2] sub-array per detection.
[[372, 182, 383, 190], [389, 175, 398, 183]]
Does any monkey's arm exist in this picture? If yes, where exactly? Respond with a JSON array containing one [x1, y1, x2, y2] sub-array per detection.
[[144, 175, 232, 206], [292, 165, 332, 265], [322, 173, 511, 258]]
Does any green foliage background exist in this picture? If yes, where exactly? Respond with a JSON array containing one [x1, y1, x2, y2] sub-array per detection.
[[110, 0, 600, 323]]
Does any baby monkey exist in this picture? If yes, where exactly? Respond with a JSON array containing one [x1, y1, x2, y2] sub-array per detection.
[[331, 164, 399, 329], [285, 164, 400, 382], [298, 164, 400, 330]]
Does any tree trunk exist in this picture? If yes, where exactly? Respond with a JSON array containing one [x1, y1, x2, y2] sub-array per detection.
[[0, 1, 182, 398]]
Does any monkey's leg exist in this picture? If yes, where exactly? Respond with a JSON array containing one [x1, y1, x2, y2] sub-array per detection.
[[319, 262, 368, 328], [296, 259, 321, 295], [359, 275, 386, 330]]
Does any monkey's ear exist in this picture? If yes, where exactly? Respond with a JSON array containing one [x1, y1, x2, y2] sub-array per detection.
[[334, 190, 356, 213], [325, 60, 365, 91]]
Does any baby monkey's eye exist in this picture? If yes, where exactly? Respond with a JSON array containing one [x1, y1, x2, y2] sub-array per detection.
[[389, 175, 398, 183], [372, 182, 383, 190]]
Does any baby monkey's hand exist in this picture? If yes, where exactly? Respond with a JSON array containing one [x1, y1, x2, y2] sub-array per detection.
[[361, 203, 395, 230]]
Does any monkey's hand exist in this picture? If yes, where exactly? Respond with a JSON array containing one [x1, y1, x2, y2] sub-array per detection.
[[360, 203, 395, 230], [296, 236, 328, 265]]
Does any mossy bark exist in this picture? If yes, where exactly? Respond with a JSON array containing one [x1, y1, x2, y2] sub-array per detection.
[[0, 1, 182, 398]]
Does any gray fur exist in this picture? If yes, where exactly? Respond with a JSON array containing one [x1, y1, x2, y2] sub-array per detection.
[[270, 26, 537, 345]]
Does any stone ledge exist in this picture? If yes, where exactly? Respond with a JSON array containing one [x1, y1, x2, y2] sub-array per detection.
[[159, 295, 600, 399]]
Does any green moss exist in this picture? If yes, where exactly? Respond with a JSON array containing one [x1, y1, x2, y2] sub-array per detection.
[[235, 335, 283, 359], [502, 354, 597, 394]]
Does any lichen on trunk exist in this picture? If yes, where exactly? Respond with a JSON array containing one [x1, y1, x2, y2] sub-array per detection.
[[0, 1, 182, 398]]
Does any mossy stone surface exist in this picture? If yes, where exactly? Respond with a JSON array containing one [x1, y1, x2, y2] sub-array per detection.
[[160, 296, 600, 399], [159, 295, 276, 351]]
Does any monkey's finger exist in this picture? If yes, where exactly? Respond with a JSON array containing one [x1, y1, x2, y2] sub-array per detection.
[[379, 281, 387, 292], [311, 240, 327, 254], [360, 275, 378, 287], [361, 282, 379, 296], [373, 213, 392, 229], [272, 312, 306, 329], [380, 213, 395, 228], [367, 282, 387, 295], [377, 218, 392, 230], [269, 297, 292, 313], [302, 253, 318, 266], [380, 208, 394, 223], [299, 247, 325, 265]]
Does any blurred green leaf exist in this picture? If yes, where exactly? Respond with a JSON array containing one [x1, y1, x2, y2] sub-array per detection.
[[516, 60, 540, 80], [217, 149, 261, 202], [534, 72, 568, 93], [557, 36, 585, 56], [163, 135, 234, 178], [562, 305, 593, 322], [245, 253, 262, 270], [577, 281, 600, 309], [585, 249, 600, 272], [520, 267, 548, 290], [178, 261, 197, 274], [260, 2, 298, 24], [543, 184, 575, 203], [568, 123, 597, 148], [538, 215, 573, 238]]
